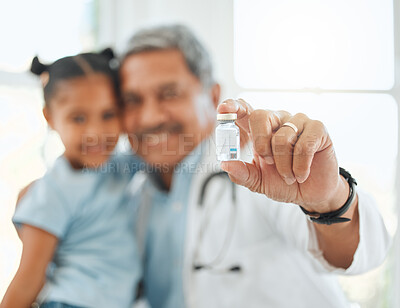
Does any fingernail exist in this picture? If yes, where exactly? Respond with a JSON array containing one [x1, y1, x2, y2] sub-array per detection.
[[284, 177, 296, 185], [296, 175, 307, 183], [265, 156, 274, 165]]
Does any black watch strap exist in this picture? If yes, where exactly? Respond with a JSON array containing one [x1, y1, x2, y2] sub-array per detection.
[[299, 167, 357, 225]]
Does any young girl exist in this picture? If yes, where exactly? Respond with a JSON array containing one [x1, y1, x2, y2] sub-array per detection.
[[0, 49, 141, 308]]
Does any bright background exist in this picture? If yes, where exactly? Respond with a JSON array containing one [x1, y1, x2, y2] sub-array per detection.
[[0, 0, 399, 307]]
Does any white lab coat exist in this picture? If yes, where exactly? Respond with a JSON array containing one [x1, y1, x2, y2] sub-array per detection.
[[132, 137, 391, 308]]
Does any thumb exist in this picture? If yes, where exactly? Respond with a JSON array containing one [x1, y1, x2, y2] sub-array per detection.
[[220, 160, 261, 192]]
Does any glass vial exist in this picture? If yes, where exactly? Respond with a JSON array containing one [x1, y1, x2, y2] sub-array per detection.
[[216, 113, 240, 161]]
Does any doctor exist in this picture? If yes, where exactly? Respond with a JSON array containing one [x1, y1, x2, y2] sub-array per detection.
[[120, 24, 390, 308]]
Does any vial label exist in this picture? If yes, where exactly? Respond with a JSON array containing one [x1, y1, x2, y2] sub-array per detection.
[[230, 148, 237, 159], [216, 125, 240, 161]]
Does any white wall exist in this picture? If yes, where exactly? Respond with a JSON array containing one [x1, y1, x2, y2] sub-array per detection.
[[97, 0, 240, 100]]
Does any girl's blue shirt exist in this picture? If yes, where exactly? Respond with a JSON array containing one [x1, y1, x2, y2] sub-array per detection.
[[13, 152, 142, 308]]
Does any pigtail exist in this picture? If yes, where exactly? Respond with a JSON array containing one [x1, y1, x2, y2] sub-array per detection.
[[99, 48, 115, 61], [30, 56, 49, 76], [99, 47, 119, 70]]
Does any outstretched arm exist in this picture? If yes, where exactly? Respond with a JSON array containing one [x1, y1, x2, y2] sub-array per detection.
[[218, 99, 370, 269]]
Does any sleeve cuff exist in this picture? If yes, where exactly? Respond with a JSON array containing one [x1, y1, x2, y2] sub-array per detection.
[[306, 188, 391, 275], [13, 216, 65, 239]]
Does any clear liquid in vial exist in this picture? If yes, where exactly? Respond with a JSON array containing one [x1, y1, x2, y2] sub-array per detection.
[[216, 114, 240, 161]]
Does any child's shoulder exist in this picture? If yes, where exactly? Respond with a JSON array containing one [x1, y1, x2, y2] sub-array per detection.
[[13, 157, 84, 238], [20, 152, 141, 209], [27, 156, 100, 209]]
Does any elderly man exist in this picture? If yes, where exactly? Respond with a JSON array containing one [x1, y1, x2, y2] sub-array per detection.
[[120, 24, 390, 308]]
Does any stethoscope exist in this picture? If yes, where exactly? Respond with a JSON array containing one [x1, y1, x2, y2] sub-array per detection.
[[192, 171, 242, 274], [134, 169, 242, 278], [132, 170, 242, 301]]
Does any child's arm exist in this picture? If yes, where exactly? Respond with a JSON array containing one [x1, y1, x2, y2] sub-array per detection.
[[0, 225, 58, 308]]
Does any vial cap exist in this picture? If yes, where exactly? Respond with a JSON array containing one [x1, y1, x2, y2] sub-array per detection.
[[217, 113, 237, 121]]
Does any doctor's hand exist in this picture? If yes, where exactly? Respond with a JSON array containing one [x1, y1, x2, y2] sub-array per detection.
[[218, 99, 350, 214]]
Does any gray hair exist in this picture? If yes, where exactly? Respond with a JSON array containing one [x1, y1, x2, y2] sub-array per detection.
[[122, 24, 215, 89]]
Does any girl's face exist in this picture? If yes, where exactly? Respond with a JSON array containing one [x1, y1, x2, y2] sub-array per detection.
[[44, 74, 121, 169]]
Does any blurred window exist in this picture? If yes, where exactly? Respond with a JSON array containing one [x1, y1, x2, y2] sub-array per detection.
[[234, 0, 394, 90]]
